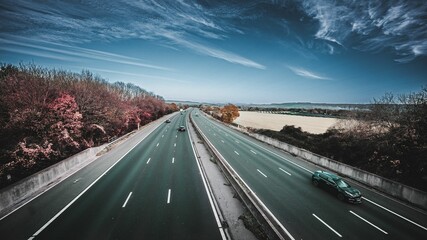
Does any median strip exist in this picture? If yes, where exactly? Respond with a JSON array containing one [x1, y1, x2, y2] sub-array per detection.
[[312, 214, 342, 238], [188, 117, 228, 240], [193, 115, 295, 240], [350, 211, 388, 234], [122, 192, 133, 208]]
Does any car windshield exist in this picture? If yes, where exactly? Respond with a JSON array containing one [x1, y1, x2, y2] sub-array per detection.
[[335, 179, 349, 188]]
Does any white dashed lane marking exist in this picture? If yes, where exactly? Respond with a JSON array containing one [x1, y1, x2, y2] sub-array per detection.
[[257, 169, 268, 178], [122, 192, 133, 208], [350, 211, 388, 234], [279, 168, 292, 176], [313, 214, 342, 238]]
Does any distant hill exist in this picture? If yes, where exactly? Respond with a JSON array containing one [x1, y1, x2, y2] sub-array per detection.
[[166, 100, 371, 111], [166, 100, 222, 107], [166, 100, 201, 105], [240, 102, 371, 110]]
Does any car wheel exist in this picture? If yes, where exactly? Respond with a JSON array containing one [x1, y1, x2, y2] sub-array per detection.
[[337, 193, 345, 201], [312, 180, 319, 187]]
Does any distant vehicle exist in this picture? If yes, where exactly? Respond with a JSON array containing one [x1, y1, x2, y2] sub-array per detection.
[[312, 170, 362, 204], [165, 119, 171, 123], [178, 126, 186, 132]]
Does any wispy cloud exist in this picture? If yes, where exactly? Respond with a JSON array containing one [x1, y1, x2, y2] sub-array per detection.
[[0, 37, 170, 71], [2, 0, 425, 65], [170, 36, 266, 70], [299, 0, 427, 61], [0, 46, 80, 62], [79, 67, 189, 83], [0, 0, 264, 69], [288, 66, 331, 80]]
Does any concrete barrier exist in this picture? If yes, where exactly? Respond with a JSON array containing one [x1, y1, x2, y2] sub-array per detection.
[[238, 130, 427, 210], [0, 144, 105, 215]]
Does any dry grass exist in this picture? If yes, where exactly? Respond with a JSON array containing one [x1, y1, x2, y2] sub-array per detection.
[[234, 111, 339, 134]]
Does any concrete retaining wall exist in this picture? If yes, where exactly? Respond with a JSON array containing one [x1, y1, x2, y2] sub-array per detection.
[[237, 129, 427, 210], [0, 145, 105, 214]]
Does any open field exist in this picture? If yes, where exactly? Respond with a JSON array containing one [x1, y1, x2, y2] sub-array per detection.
[[234, 111, 339, 134]]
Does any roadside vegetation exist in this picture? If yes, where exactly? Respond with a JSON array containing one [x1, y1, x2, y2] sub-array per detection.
[[201, 104, 240, 123], [0, 63, 178, 189], [254, 88, 427, 191]]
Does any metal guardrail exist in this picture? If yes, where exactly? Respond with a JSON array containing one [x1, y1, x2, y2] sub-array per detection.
[[190, 113, 294, 240]]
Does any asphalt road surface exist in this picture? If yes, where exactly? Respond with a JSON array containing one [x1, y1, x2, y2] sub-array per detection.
[[0, 111, 225, 240], [191, 109, 427, 240]]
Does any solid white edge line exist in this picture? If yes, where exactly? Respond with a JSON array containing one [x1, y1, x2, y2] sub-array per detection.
[[27, 121, 161, 239], [167, 189, 171, 204], [194, 115, 294, 240], [312, 214, 342, 238], [234, 151, 239, 155], [122, 192, 133, 208], [187, 116, 227, 240], [257, 169, 268, 178], [146, 158, 151, 164], [362, 197, 427, 231], [349, 210, 388, 234], [279, 168, 292, 176]]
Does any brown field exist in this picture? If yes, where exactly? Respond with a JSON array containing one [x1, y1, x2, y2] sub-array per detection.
[[234, 111, 339, 134]]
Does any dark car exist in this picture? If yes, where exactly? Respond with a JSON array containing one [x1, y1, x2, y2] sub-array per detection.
[[165, 119, 171, 123], [178, 126, 186, 132], [312, 170, 362, 204]]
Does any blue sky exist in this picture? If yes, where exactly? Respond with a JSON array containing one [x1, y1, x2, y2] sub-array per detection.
[[1, 0, 426, 104]]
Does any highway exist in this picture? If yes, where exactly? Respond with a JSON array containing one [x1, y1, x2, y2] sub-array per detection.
[[0, 111, 225, 240], [191, 109, 427, 240]]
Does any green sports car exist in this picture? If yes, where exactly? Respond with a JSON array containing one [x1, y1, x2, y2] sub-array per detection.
[[312, 170, 362, 204]]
